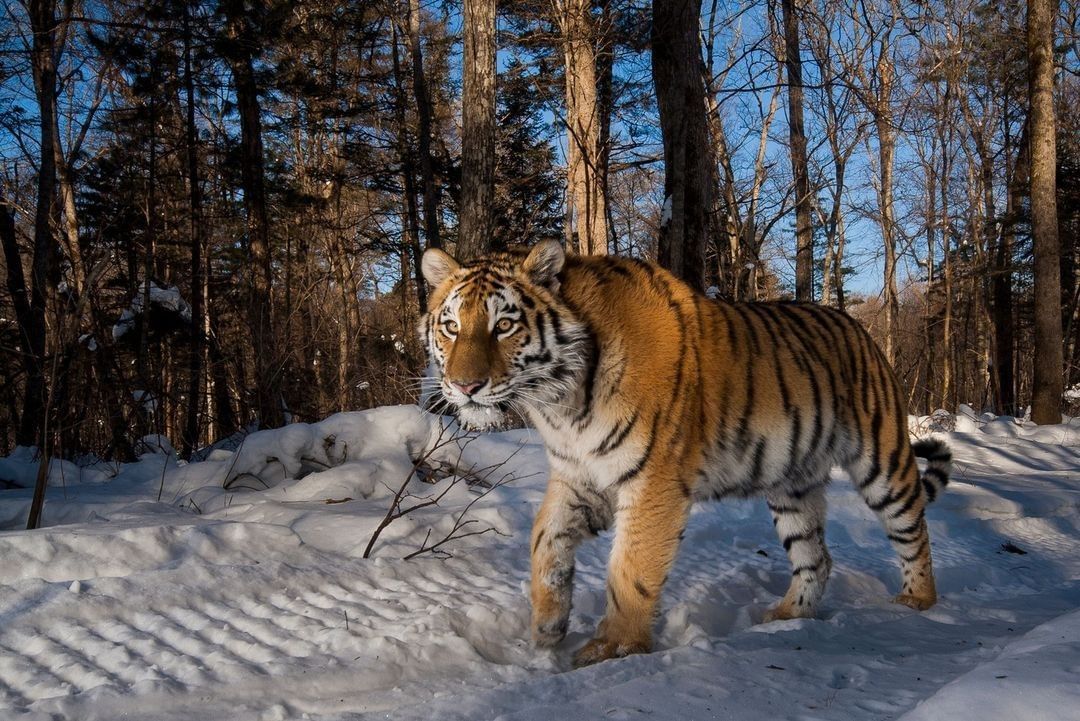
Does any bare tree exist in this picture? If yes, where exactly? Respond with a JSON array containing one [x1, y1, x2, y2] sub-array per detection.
[[653, 0, 712, 293], [221, 0, 284, 428], [557, 0, 609, 255], [458, 0, 497, 258], [182, 0, 206, 457], [779, 0, 814, 301], [406, 0, 441, 252], [20, 0, 63, 449], [1027, 0, 1063, 423]]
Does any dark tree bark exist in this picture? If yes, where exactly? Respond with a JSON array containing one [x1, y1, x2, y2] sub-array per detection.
[[458, 0, 496, 258], [1, 196, 32, 443], [781, 0, 814, 301], [993, 108, 1024, 416], [407, 0, 441, 252], [222, 0, 285, 428], [652, 0, 711, 293], [1027, 0, 1063, 424], [392, 23, 427, 311], [182, 0, 205, 457], [21, 0, 61, 452]]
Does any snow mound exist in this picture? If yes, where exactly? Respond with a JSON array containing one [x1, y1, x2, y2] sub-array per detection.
[[899, 609, 1080, 721], [112, 282, 193, 340]]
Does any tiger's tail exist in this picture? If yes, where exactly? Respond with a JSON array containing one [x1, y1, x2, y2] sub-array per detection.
[[912, 438, 951, 503]]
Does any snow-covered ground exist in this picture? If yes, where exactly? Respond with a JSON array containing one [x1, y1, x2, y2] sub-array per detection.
[[1, 406, 1078, 721]]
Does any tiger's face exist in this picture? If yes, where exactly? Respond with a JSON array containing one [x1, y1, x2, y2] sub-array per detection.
[[420, 241, 588, 430]]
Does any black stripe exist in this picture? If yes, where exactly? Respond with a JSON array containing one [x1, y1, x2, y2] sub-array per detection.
[[548, 308, 571, 345], [575, 333, 601, 427], [534, 309, 549, 353], [547, 445, 577, 463], [789, 481, 824, 500], [791, 561, 823, 576], [888, 528, 923, 545], [749, 438, 767, 485], [886, 447, 901, 483], [782, 527, 821, 551], [900, 538, 929, 563], [891, 514, 924, 537], [913, 439, 951, 462], [898, 450, 916, 484], [614, 412, 662, 485], [532, 529, 546, 554], [923, 467, 949, 484], [595, 411, 640, 455], [858, 404, 884, 489], [868, 483, 902, 512], [890, 483, 922, 518]]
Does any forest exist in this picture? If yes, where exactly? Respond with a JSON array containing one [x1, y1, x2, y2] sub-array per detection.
[[0, 0, 1077, 471]]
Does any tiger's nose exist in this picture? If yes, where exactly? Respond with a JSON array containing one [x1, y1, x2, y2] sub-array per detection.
[[451, 379, 487, 397]]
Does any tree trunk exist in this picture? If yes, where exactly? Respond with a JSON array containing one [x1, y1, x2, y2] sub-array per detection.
[[1027, 0, 1063, 424], [22, 0, 61, 451], [781, 0, 813, 301], [392, 23, 427, 311], [652, 0, 711, 293], [596, 0, 616, 246], [407, 0, 441, 251], [875, 48, 899, 365], [941, 145, 954, 409], [182, 1, 205, 456], [223, 2, 284, 428], [992, 120, 1017, 416], [1, 195, 32, 443], [458, 0, 496, 259], [558, 0, 608, 255]]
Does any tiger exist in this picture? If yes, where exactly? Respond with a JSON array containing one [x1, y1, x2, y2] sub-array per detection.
[[420, 239, 951, 667]]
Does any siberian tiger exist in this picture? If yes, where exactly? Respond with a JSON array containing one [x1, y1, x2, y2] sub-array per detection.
[[420, 240, 951, 667]]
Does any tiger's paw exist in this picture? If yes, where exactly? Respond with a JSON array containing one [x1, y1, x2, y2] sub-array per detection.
[[572, 636, 650, 668], [893, 592, 936, 611], [763, 602, 815, 623], [532, 616, 569, 648]]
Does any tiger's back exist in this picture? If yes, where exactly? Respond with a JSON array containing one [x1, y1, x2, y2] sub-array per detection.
[[421, 241, 950, 667]]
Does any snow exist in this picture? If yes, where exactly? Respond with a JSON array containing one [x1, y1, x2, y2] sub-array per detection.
[[112, 282, 193, 340], [1, 406, 1078, 720]]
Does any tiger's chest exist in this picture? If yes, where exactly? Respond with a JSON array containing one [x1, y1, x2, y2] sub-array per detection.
[[526, 402, 656, 493]]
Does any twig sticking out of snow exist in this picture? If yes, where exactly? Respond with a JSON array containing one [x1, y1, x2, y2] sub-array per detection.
[[362, 422, 474, 559], [362, 422, 539, 560]]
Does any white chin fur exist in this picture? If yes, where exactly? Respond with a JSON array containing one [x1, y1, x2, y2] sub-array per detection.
[[454, 400, 507, 431]]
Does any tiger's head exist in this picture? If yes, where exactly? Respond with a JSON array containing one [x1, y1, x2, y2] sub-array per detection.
[[419, 240, 589, 430]]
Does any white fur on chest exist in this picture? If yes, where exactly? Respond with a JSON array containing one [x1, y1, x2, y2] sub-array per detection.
[[528, 406, 644, 492]]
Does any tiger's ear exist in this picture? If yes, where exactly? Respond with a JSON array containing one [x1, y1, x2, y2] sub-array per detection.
[[521, 240, 565, 289], [421, 248, 461, 287]]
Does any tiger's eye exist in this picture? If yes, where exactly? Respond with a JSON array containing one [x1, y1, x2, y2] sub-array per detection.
[[445, 320, 459, 334], [495, 318, 514, 333]]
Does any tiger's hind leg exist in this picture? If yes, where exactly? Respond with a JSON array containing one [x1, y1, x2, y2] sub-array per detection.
[[764, 483, 832, 622], [848, 451, 937, 610]]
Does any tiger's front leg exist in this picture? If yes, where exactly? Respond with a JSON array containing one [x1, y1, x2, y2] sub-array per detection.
[[530, 477, 612, 647], [573, 474, 691, 667]]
